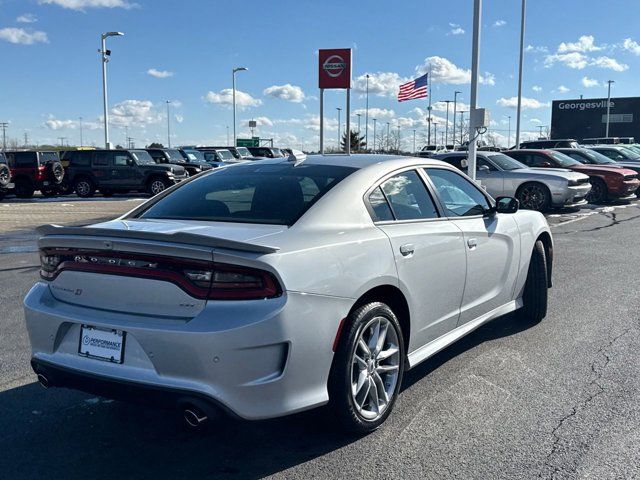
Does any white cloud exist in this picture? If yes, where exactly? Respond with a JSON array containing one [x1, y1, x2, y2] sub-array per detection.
[[493, 20, 506, 27], [305, 115, 338, 132], [431, 100, 471, 112], [353, 72, 410, 97], [416, 56, 495, 85], [263, 84, 306, 103], [44, 119, 77, 130], [109, 100, 163, 126], [244, 116, 273, 127], [38, 0, 136, 10], [557, 85, 570, 93], [544, 52, 589, 69], [529, 118, 543, 124], [496, 97, 549, 109], [581, 76, 600, 88], [16, 13, 38, 23], [532, 85, 542, 92], [525, 44, 549, 53], [353, 108, 395, 119], [590, 56, 628, 72], [449, 23, 465, 35], [147, 68, 173, 78], [622, 38, 640, 55], [203, 89, 262, 109], [174, 114, 184, 124], [0, 28, 48, 45], [558, 35, 602, 53]]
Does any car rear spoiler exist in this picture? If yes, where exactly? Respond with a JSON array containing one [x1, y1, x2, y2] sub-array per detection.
[[36, 224, 279, 254]]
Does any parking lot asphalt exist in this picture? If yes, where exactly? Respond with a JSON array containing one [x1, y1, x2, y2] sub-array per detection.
[[1, 195, 639, 479]]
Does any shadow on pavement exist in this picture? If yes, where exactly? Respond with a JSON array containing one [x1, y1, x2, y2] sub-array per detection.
[[0, 311, 537, 480]]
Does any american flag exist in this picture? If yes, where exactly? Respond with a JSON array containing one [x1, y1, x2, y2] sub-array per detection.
[[397, 73, 429, 102]]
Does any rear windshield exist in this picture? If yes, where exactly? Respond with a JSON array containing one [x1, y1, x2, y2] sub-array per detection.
[[39, 151, 60, 163], [548, 151, 581, 167], [486, 153, 527, 171], [130, 150, 156, 165], [236, 147, 251, 157], [137, 163, 356, 225]]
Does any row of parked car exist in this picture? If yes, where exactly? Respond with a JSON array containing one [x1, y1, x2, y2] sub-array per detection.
[[0, 145, 293, 200]]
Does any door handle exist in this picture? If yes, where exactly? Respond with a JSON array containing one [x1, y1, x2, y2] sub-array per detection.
[[467, 238, 478, 249], [400, 244, 415, 257]]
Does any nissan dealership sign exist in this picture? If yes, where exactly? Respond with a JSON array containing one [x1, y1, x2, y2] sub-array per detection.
[[318, 48, 351, 89]]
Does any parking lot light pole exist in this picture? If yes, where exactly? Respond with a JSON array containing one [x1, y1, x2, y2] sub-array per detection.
[[372, 118, 377, 153], [444, 100, 452, 146], [515, 0, 526, 150], [452, 91, 461, 148], [605, 80, 614, 137], [101, 31, 124, 150], [166, 100, 171, 148], [232, 67, 248, 147], [365, 74, 370, 149], [336, 107, 342, 150]]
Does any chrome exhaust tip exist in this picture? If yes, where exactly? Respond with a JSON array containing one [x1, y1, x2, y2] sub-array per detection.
[[37, 373, 50, 389], [183, 408, 208, 428]]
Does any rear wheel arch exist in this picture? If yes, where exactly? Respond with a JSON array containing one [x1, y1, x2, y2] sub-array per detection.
[[347, 285, 411, 356]]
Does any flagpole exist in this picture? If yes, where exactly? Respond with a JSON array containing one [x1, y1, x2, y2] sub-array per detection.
[[427, 64, 432, 146]]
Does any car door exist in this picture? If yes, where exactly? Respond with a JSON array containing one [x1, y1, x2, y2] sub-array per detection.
[[110, 151, 138, 188], [92, 151, 112, 186], [475, 157, 505, 197], [371, 169, 467, 350], [424, 167, 521, 326]]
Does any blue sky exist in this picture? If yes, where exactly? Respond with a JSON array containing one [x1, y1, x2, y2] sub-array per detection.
[[0, 0, 639, 149]]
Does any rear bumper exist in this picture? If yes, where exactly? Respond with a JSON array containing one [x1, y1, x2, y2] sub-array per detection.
[[24, 282, 351, 420]]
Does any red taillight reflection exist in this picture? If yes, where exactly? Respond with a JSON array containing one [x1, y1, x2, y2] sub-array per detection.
[[39, 248, 281, 300]]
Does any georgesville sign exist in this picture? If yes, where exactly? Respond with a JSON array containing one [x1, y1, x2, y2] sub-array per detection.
[[318, 48, 352, 89]]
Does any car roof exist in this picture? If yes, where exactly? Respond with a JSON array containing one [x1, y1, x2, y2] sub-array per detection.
[[252, 154, 453, 172]]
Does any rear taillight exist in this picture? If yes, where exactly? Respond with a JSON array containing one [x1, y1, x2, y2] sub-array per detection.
[[39, 248, 281, 300]]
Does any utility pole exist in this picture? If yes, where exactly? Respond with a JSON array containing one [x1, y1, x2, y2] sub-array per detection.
[[58, 137, 67, 147], [606, 80, 614, 138], [356, 113, 362, 134], [166, 100, 171, 147], [232, 66, 248, 147], [538, 125, 547, 138], [372, 118, 377, 153], [0, 122, 8, 151], [101, 31, 125, 149], [24, 132, 29, 147], [467, 0, 482, 180], [386, 121, 390, 152], [365, 74, 370, 149], [427, 64, 432, 146], [444, 100, 452, 146], [226, 126, 230, 145], [452, 91, 461, 148], [515, 0, 526, 149], [79, 116, 83, 147]]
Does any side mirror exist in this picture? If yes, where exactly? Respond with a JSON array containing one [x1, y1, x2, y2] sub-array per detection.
[[127, 157, 134, 166], [540, 162, 552, 168], [495, 196, 519, 214], [477, 164, 490, 172]]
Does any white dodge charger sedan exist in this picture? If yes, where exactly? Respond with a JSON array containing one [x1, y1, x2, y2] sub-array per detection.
[[25, 154, 553, 433]]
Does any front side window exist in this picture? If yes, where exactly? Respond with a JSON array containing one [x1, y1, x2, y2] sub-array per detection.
[[138, 163, 356, 225], [425, 168, 490, 217], [379, 170, 439, 221], [113, 153, 129, 166]]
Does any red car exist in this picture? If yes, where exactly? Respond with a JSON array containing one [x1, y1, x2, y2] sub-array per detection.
[[505, 149, 639, 204]]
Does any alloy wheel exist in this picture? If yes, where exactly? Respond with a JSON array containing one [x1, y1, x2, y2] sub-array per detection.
[[350, 316, 401, 421], [76, 181, 91, 197], [518, 185, 547, 211], [151, 180, 166, 195]]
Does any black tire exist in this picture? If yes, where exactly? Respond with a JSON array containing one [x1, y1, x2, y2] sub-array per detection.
[[40, 187, 58, 197], [586, 177, 607, 204], [57, 179, 73, 196], [74, 177, 95, 198], [146, 176, 172, 196], [14, 178, 35, 198], [516, 182, 551, 212], [0, 163, 10, 188], [521, 240, 548, 323], [329, 302, 405, 434], [46, 161, 65, 185]]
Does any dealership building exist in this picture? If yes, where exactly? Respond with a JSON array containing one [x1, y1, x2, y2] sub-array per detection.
[[550, 96, 640, 141]]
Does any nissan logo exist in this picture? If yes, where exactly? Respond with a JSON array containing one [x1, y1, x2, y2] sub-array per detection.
[[323, 55, 346, 78]]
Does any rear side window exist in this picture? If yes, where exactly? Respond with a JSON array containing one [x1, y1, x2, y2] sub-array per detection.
[[93, 152, 109, 166], [368, 187, 394, 221], [379, 170, 439, 221], [137, 163, 356, 225]]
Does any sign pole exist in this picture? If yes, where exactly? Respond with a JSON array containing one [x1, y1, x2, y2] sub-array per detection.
[[346, 88, 351, 155], [320, 89, 325, 154]]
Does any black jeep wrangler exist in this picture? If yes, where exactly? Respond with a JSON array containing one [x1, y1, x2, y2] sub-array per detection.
[[60, 149, 188, 197], [0, 152, 14, 200], [146, 148, 211, 177], [5, 150, 64, 198]]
